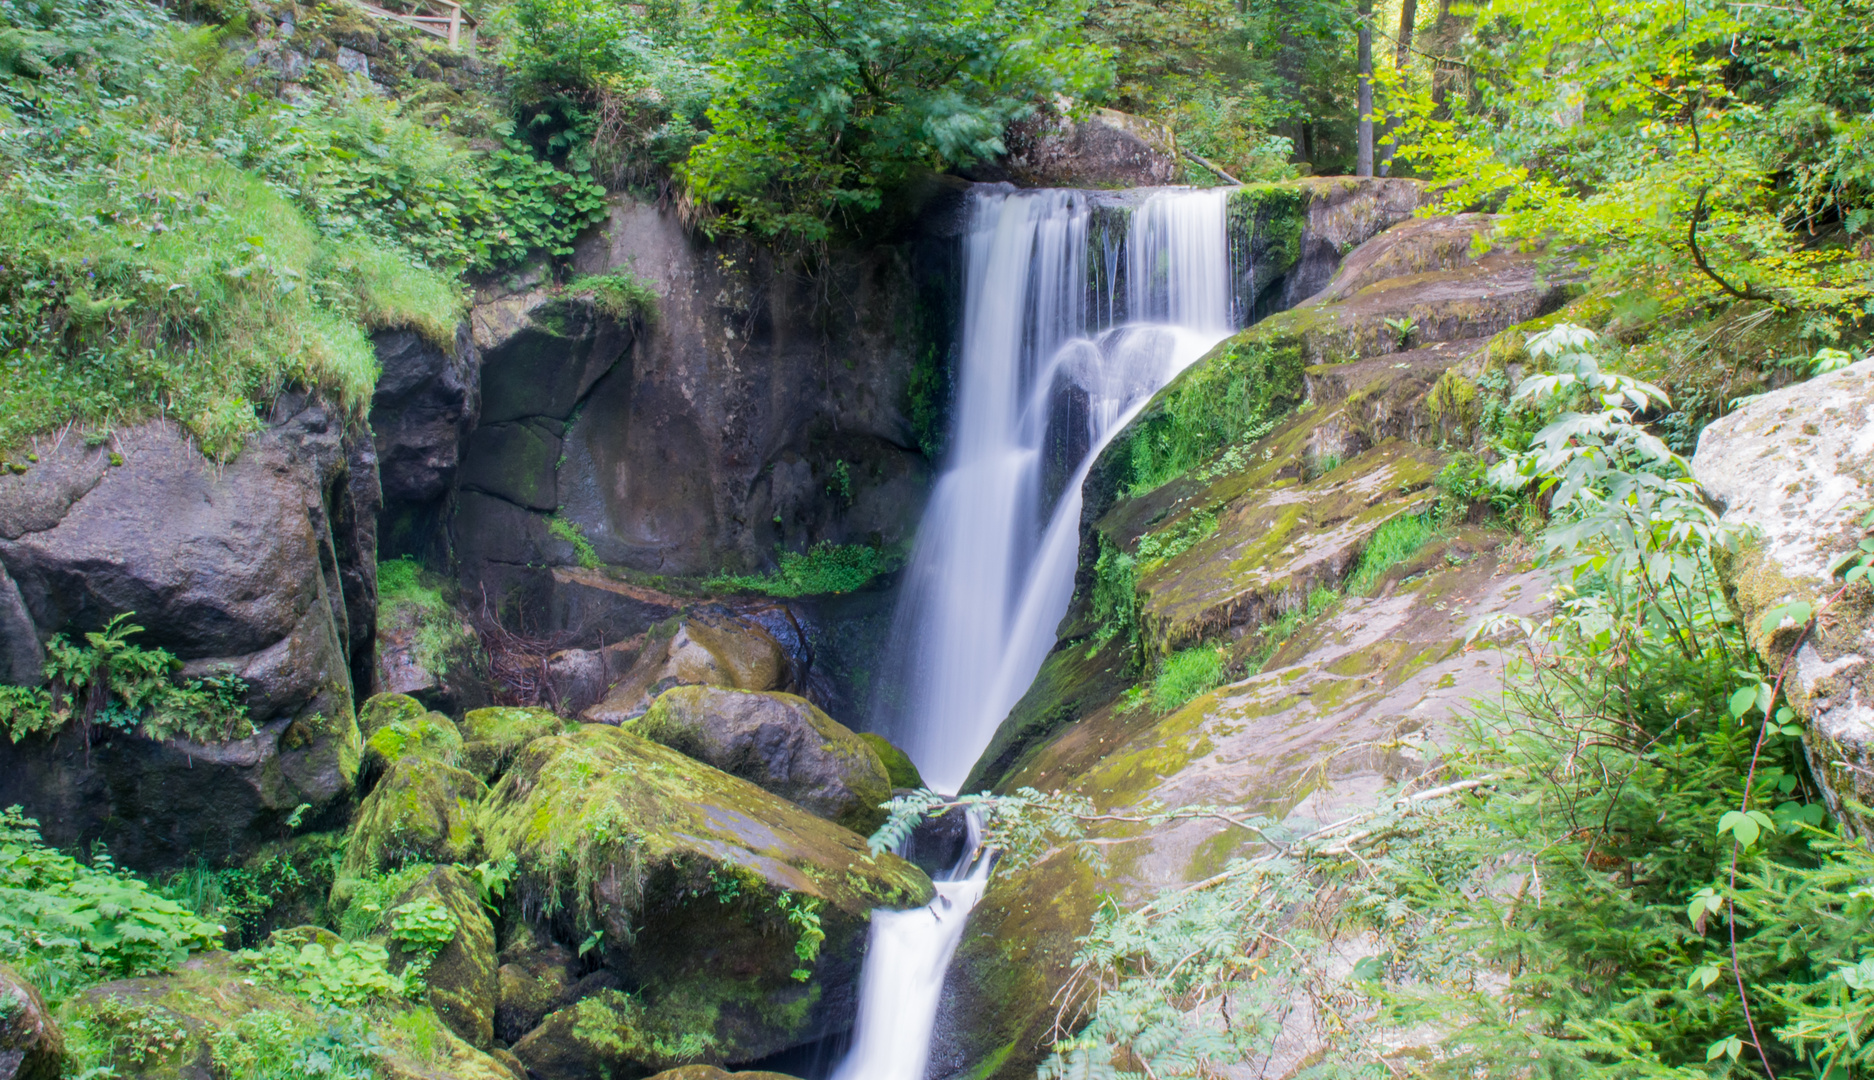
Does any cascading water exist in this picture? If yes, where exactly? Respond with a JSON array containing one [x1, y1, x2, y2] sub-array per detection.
[[834, 185, 1234, 1080]]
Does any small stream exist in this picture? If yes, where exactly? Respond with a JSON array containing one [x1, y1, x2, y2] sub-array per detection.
[[835, 184, 1235, 1079]]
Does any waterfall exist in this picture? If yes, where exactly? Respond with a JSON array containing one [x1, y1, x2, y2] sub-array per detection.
[[836, 185, 1232, 1080]]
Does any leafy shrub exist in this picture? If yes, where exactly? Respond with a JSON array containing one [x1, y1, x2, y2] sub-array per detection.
[[209, 1009, 383, 1080], [67, 996, 193, 1070], [0, 613, 250, 745], [576, 271, 660, 323], [706, 542, 905, 597], [0, 806, 222, 999], [237, 937, 411, 1007], [334, 863, 436, 942], [1151, 646, 1226, 715], [388, 896, 457, 984], [1089, 535, 1142, 652]]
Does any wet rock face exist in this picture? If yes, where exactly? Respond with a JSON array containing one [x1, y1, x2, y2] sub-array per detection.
[[631, 685, 893, 834], [0, 400, 376, 870], [1002, 107, 1180, 188], [1695, 359, 1874, 838]]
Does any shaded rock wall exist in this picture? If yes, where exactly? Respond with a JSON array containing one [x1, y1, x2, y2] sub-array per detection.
[[0, 397, 376, 869]]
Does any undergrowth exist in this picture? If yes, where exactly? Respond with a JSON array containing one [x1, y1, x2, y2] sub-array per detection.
[[576, 271, 660, 324], [1114, 337, 1302, 497], [377, 559, 475, 680], [0, 0, 606, 458], [706, 542, 906, 597]]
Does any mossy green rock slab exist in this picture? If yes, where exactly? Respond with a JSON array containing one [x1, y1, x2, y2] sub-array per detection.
[[482, 724, 932, 1066], [342, 758, 487, 875], [63, 950, 517, 1080], [631, 686, 892, 834], [458, 705, 568, 780], [359, 691, 432, 741]]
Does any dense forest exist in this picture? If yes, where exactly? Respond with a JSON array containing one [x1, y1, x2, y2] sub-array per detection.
[[1, 0, 1872, 1077]]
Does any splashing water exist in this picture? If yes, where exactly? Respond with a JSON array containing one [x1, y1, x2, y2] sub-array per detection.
[[837, 185, 1233, 1080]]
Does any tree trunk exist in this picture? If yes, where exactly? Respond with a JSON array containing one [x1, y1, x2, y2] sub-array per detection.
[[1378, 0, 1418, 175], [1356, 0, 1374, 176]]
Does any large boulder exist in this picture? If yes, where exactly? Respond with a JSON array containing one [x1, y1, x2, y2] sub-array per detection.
[[458, 705, 568, 780], [1694, 358, 1874, 838], [0, 399, 375, 870], [632, 686, 893, 833], [0, 962, 60, 1080], [1002, 106, 1180, 188], [580, 609, 796, 723], [341, 758, 487, 876], [481, 724, 933, 1069]]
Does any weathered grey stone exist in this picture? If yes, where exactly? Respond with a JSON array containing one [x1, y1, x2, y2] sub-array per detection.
[[1004, 107, 1179, 188], [1694, 358, 1874, 838], [0, 402, 372, 870], [458, 419, 560, 512], [580, 609, 793, 723], [631, 685, 893, 833], [0, 564, 41, 688], [494, 923, 577, 1044]]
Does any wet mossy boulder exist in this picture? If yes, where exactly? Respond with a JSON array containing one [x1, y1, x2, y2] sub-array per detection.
[[373, 866, 498, 1049], [341, 759, 487, 876], [859, 732, 922, 790], [0, 961, 61, 1080], [458, 706, 568, 781], [481, 724, 933, 1066], [581, 610, 795, 724], [60, 949, 517, 1080], [359, 692, 431, 740], [362, 709, 464, 782], [631, 686, 893, 833], [645, 1068, 800, 1080]]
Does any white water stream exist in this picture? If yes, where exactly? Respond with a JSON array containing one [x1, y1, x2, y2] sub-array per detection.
[[831, 185, 1234, 1080]]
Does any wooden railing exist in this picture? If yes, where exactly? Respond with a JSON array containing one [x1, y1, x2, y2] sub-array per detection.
[[343, 0, 476, 51]]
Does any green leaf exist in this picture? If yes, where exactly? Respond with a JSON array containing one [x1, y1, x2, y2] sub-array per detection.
[[1719, 810, 1761, 848]]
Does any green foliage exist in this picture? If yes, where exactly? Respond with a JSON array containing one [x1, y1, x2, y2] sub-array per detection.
[[1239, 584, 1339, 673], [1089, 0, 1359, 176], [0, 613, 251, 745], [1116, 337, 1301, 497], [547, 513, 603, 570], [1133, 507, 1218, 572], [706, 541, 905, 597], [67, 995, 193, 1071], [1343, 513, 1438, 596], [1393, 0, 1874, 336], [907, 343, 951, 462], [163, 837, 342, 948], [0, 0, 610, 456], [679, 0, 1108, 245], [1150, 646, 1226, 715], [237, 937, 412, 1007], [576, 271, 660, 323], [388, 896, 457, 985], [1089, 535, 1141, 653], [1020, 321, 1874, 1079], [776, 893, 824, 982], [0, 806, 222, 1000], [208, 1009, 383, 1080], [377, 559, 475, 681], [334, 863, 435, 942]]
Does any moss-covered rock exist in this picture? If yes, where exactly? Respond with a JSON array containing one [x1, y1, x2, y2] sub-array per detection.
[[859, 732, 923, 789], [645, 1068, 801, 1080], [481, 724, 932, 1065], [59, 950, 516, 1080], [0, 961, 61, 1080], [375, 866, 498, 1049], [342, 759, 487, 876], [360, 692, 432, 741], [458, 706, 568, 781], [362, 709, 465, 782], [581, 611, 792, 724], [631, 686, 893, 833]]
